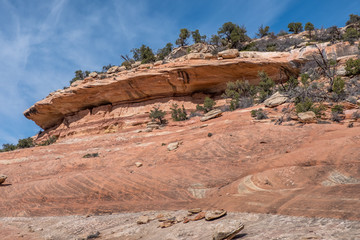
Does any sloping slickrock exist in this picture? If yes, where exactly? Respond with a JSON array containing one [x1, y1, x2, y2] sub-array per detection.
[[200, 109, 222, 122], [264, 91, 288, 107], [1, 108, 360, 220]]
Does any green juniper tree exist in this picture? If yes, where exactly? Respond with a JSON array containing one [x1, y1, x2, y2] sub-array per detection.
[[175, 28, 190, 46], [288, 22, 303, 34], [305, 22, 315, 39]]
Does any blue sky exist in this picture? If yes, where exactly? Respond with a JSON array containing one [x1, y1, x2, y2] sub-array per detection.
[[0, 0, 359, 145]]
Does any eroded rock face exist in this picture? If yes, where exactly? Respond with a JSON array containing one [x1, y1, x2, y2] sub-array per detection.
[[24, 54, 300, 130], [24, 41, 358, 131]]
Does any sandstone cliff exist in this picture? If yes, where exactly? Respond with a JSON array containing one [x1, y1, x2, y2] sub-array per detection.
[[23, 41, 358, 137], [24, 53, 300, 130]]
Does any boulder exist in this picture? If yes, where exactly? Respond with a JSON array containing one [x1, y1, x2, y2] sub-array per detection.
[[336, 66, 346, 76], [166, 46, 189, 60], [167, 141, 180, 151], [89, 72, 98, 78], [117, 66, 126, 72], [200, 109, 222, 122], [212, 222, 245, 240], [107, 66, 118, 74], [136, 215, 149, 224], [0, 175, 7, 184], [131, 61, 141, 68], [218, 49, 239, 59], [345, 109, 360, 119], [264, 92, 288, 107], [298, 111, 316, 123], [205, 209, 227, 221]]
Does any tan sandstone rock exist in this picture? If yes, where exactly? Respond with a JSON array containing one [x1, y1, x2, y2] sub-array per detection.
[[107, 66, 118, 74], [167, 141, 180, 151], [264, 92, 288, 107], [212, 222, 245, 240], [298, 111, 316, 123], [205, 209, 227, 221], [89, 72, 98, 78], [218, 49, 239, 59], [200, 109, 222, 122]]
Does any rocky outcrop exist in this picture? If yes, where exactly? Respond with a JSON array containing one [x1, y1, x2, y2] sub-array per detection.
[[24, 41, 358, 130], [24, 53, 301, 130]]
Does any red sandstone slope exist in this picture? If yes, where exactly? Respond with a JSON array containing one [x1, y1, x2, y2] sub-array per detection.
[[1, 107, 359, 220]]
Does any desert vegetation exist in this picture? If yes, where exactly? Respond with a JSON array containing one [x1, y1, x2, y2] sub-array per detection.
[[0, 135, 58, 152]]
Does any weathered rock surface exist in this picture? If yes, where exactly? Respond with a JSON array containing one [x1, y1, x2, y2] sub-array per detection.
[[0, 175, 7, 184], [201, 109, 222, 122], [264, 92, 288, 107], [1, 211, 358, 240], [1, 108, 360, 220], [298, 111, 316, 123]]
